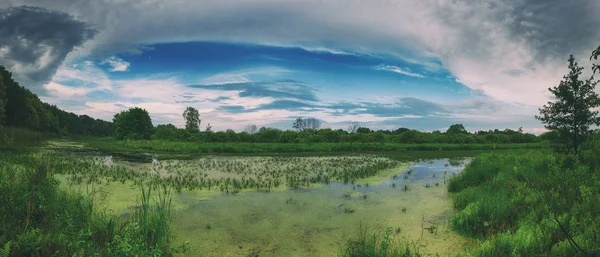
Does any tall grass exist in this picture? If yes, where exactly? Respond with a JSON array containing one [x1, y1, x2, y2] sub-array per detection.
[[448, 151, 600, 256], [133, 184, 172, 253], [339, 225, 421, 257], [0, 126, 48, 149], [0, 151, 185, 256]]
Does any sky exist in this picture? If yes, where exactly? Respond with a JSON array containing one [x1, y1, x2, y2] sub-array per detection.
[[1, 1, 600, 133]]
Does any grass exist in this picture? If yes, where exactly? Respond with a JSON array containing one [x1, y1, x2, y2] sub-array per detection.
[[0, 126, 49, 149], [75, 137, 545, 156], [0, 151, 188, 256], [448, 150, 600, 256], [339, 225, 423, 257]]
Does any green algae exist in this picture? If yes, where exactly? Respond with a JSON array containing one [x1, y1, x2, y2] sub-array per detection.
[[50, 150, 474, 256]]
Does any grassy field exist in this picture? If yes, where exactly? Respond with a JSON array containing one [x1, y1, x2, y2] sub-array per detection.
[[448, 150, 600, 256]]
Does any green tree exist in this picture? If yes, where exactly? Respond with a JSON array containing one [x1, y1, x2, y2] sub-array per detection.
[[183, 106, 201, 133], [0, 72, 6, 125], [535, 55, 600, 155], [446, 124, 467, 134], [591, 44, 600, 74], [152, 124, 178, 141], [113, 107, 153, 140]]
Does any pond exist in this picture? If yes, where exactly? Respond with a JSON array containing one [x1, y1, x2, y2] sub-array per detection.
[[168, 158, 473, 257], [51, 144, 474, 256]]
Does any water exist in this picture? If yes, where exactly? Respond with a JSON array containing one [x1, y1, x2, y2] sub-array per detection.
[[170, 158, 473, 257]]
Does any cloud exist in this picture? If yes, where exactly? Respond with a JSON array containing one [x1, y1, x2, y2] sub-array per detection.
[[0, 5, 96, 92], [4, 1, 600, 106], [373, 64, 425, 78], [3, 0, 597, 132], [201, 67, 292, 85], [219, 97, 446, 118], [101, 56, 130, 72], [189, 80, 319, 102]]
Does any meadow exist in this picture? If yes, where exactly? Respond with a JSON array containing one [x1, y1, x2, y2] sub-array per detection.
[[447, 150, 600, 256]]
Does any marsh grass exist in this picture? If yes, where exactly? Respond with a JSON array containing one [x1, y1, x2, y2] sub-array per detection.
[[0, 126, 48, 149], [52, 154, 404, 192], [339, 225, 423, 257], [448, 150, 600, 256], [0, 151, 186, 256]]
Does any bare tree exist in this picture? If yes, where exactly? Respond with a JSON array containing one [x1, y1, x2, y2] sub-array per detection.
[[244, 124, 258, 134], [305, 117, 322, 130], [293, 118, 306, 131], [347, 122, 359, 134], [293, 117, 321, 131]]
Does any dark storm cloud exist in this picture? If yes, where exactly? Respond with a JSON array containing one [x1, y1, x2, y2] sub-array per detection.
[[0, 5, 95, 91], [505, 0, 599, 61]]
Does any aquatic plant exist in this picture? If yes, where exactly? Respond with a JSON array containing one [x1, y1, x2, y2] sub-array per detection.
[[339, 225, 421, 257]]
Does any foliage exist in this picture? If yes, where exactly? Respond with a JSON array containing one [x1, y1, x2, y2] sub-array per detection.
[[535, 55, 600, 155], [152, 124, 190, 141], [446, 124, 468, 134], [339, 225, 421, 257], [0, 151, 186, 256], [113, 107, 154, 140], [146, 123, 541, 145], [0, 66, 112, 137], [591, 44, 600, 75], [182, 106, 201, 133], [0, 126, 47, 149], [448, 150, 600, 256], [83, 138, 545, 156]]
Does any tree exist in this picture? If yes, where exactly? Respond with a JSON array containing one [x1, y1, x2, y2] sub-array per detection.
[[356, 127, 371, 134], [591, 44, 600, 75], [347, 122, 359, 134], [0, 72, 5, 125], [244, 124, 258, 134], [183, 106, 201, 133], [446, 124, 468, 134], [305, 117, 322, 130], [535, 55, 600, 155], [113, 107, 154, 140], [292, 117, 321, 131], [205, 123, 212, 133], [292, 118, 305, 131], [152, 124, 179, 141]]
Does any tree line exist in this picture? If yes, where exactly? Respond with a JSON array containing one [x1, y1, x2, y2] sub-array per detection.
[[112, 106, 540, 144], [0, 66, 112, 137]]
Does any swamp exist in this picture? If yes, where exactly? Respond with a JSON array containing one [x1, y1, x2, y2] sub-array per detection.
[[48, 140, 474, 256]]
